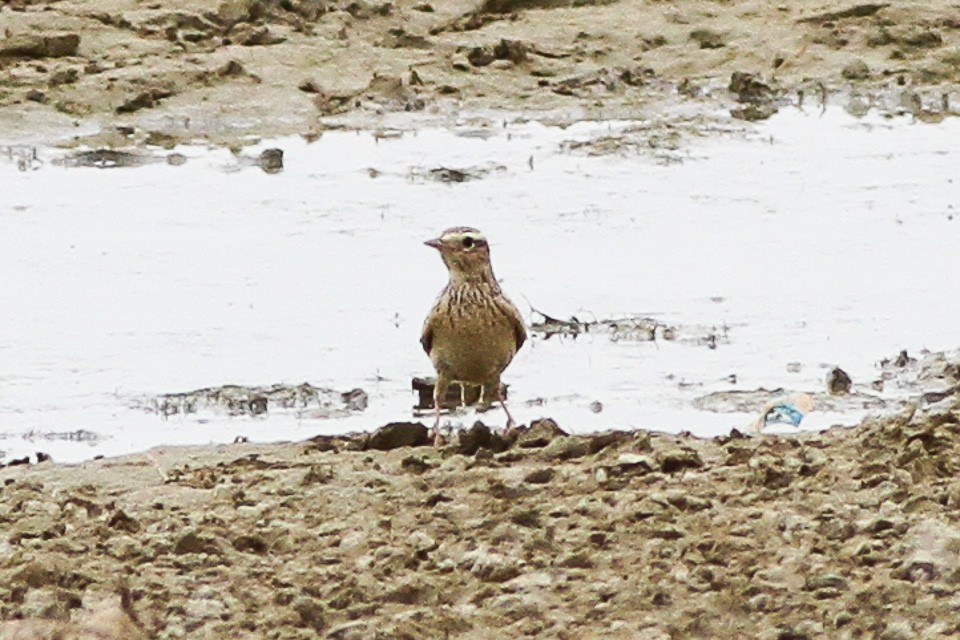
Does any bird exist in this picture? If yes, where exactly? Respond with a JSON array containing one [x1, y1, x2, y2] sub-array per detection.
[[420, 227, 527, 441]]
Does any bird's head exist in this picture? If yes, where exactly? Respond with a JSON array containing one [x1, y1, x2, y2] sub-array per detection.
[[425, 227, 494, 282]]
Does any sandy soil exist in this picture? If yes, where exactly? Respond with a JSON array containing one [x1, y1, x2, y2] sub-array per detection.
[[2, 0, 960, 145], [3, 394, 960, 639]]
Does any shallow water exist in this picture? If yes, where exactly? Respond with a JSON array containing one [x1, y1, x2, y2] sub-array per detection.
[[1, 108, 958, 462]]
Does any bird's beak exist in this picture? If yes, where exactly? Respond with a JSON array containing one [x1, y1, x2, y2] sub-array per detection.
[[424, 238, 443, 250]]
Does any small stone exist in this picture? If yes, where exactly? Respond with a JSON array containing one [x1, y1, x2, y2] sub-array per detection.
[[292, 596, 326, 632], [557, 552, 595, 569], [230, 24, 286, 46], [464, 549, 522, 582], [523, 468, 555, 484], [650, 526, 686, 540], [540, 436, 590, 460], [258, 148, 283, 174], [342, 388, 368, 410], [842, 59, 870, 80], [407, 530, 438, 553], [400, 455, 435, 474], [12, 559, 65, 589], [835, 611, 854, 627], [689, 28, 725, 49], [0, 33, 80, 58], [451, 55, 471, 71], [615, 453, 654, 473], [893, 551, 938, 582], [509, 507, 542, 527], [728, 71, 772, 102], [805, 573, 848, 591], [457, 421, 510, 454], [879, 621, 916, 640], [494, 39, 527, 63], [366, 422, 429, 450], [827, 367, 852, 395], [590, 431, 634, 453], [467, 46, 495, 67], [233, 534, 269, 554], [658, 448, 704, 473], [731, 103, 778, 121], [106, 509, 140, 534], [515, 418, 566, 448], [48, 68, 79, 86], [174, 531, 220, 555]]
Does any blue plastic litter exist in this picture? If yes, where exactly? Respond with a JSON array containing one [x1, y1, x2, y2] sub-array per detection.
[[764, 403, 805, 427]]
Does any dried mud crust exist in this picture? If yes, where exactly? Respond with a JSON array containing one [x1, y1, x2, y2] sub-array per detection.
[[1, 0, 960, 144], [3, 402, 960, 638]]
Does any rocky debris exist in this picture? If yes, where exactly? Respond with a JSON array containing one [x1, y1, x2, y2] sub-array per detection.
[[116, 85, 177, 114], [514, 417, 566, 448], [227, 24, 287, 46], [4, 399, 960, 636], [311, 89, 357, 115], [478, 0, 618, 12], [694, 387, 887, 415], [729, 71, 773, 102], [827, 367, 853, 395], [842, 58, 871, 79], [0, 592, 148, 640], [231, 147, 284, 173], [689, 28, 725, 49], [797, 3, 889, 24], [1, 0, 959, 143], [355, 72, 424, 112], [365, 422, 429, 450], [56, 149, 173, 168], [463, 39, 528, 67], [142, 383, 368, 418], [403, 162, 507, 183], [378, 27, 432, 49], [0, 33, 80, 58], [728, 71, 779, 121], [548, 65, 652, 97], [411, 376, 508, 411], [456, 421, 513, 455], [875, 349, 960, 403], [530, 309, 728, 347]]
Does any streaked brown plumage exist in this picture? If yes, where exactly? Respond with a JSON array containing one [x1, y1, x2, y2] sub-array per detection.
[[421, 227, 526, 438]]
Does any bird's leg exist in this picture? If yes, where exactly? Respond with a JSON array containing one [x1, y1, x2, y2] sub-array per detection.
[[432, 376, 449, 446], [498, 386, 518, 432]]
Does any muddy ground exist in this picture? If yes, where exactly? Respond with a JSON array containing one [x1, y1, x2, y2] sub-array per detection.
[[3, 396, 960, 639], [4, 1, 960, 638], [2, 0, 960, 146]]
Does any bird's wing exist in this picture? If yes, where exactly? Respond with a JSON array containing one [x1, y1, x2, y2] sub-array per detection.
[[497, 297, 527, 352], [420, 313, 435, 355]]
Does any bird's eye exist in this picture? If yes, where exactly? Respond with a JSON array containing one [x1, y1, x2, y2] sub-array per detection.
[[462, 237, 475, 249]]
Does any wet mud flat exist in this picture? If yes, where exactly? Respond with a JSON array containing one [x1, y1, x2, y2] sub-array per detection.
[[2, 0, 960, 146], [2, 385, 960, 638]]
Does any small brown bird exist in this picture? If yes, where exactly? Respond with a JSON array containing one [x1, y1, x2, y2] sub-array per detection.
[[421, 227, 527, 436]]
